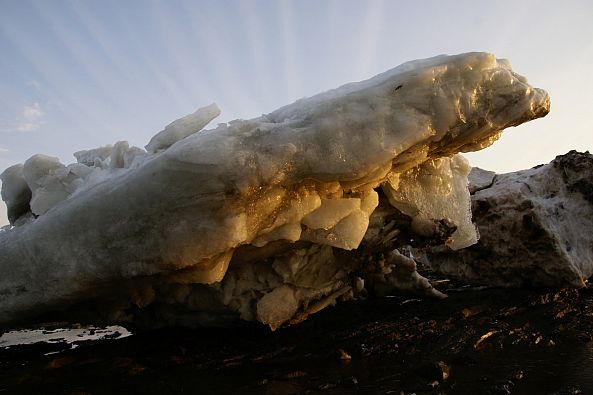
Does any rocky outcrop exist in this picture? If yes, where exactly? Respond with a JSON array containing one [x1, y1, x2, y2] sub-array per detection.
[[426, 151, 593, 288]]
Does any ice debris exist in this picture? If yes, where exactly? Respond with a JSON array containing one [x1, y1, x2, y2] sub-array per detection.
[[0, 52, 549, 329]]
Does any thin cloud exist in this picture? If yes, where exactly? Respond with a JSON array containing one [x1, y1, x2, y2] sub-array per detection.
[[26, 79, 41, 90], [17, 102, 44, 132], [0, 146, 7, 153]]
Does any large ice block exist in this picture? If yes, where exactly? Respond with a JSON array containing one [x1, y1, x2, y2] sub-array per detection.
[[0, 52, 549, 328]]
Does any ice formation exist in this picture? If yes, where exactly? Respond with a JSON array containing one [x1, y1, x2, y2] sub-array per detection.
[[425, 151, 593, 288], [0, 52, 550, 329]]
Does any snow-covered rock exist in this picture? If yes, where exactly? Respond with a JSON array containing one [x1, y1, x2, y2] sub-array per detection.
[[426, 151, 593, 288], [0, 52, 550, 328]]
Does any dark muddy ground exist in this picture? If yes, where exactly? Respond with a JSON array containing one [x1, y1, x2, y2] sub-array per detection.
[[1, 276, 593, 395]]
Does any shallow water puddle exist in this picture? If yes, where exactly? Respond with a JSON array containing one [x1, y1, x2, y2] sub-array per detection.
[[0, 325, 132, 352]]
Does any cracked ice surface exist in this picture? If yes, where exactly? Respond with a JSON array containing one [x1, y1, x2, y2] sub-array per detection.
[[0, 52, 549, 329]]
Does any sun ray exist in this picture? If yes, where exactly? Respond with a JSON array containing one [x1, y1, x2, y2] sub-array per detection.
[[278, 0, 300, 102], [179, 2, 259, 121], [357, 0, 385, 79], [67, 0, 168, 109], [147, 0, 216, 108], [237, 0, 274, 110], [106, 4, 190, 114], [30, 1, 147, 119]]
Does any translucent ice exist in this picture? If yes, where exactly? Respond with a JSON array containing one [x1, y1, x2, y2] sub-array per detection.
[[145, 103, 221, 153], [383, 155, 476, 250]]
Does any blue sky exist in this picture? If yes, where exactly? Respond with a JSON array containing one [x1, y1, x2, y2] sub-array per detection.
[[1, 0, 593, 225]]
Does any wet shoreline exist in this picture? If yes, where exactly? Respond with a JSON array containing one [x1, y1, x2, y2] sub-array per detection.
[[1, 280, 592, 394]]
